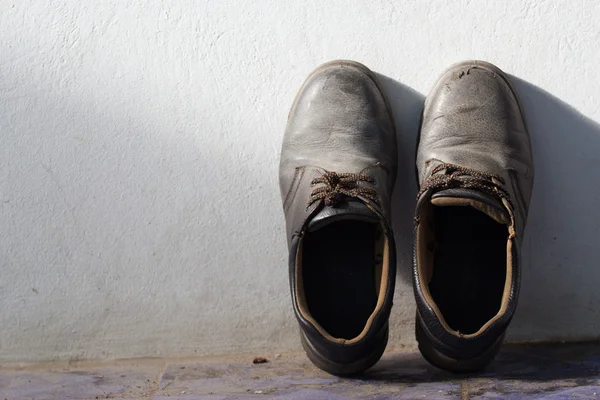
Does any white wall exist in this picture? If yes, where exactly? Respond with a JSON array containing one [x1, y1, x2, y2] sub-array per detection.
[[1, 0, 600, 362]]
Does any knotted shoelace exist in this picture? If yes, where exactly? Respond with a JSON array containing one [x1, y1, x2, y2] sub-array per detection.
[[416, 163, 515, 231], [308, 172, 379, 207]]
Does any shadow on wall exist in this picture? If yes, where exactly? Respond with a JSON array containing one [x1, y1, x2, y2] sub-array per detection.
[[375, 74, 425, 285], [375, 71, 600, 341], [509, 77, 600, 341]]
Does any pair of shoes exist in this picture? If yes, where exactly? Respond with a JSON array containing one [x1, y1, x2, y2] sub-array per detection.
[[278, 60, 534, 375]]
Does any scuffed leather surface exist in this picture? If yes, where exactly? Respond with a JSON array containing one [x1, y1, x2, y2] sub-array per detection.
[[414, 62, 533, 360], [280, 61, 397, 244], [417, 62, 533, 233], [279, 61, 397, 365]]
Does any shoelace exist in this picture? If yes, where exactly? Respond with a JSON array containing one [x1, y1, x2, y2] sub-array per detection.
[[308, 171, 379, 207], [416, 163, 515, 230]]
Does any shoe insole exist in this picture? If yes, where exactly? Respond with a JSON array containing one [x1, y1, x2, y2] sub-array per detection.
[[303, 220, 379, 340], [429, 206, 506, 334]]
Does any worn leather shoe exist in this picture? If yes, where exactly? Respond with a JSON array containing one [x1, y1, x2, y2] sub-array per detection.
[[413, 61, 534, 372], [279, 60, 398, 375]]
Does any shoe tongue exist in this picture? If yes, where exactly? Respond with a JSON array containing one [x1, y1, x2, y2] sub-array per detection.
[[430, 188, 509, 225], [307, 200, 380, 232]]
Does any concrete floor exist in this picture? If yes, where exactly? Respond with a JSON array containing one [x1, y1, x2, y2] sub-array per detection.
[[1, 343, 599, 399]]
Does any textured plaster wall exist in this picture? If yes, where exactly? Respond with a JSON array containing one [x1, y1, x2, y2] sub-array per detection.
[[1, 0, 600, 362]]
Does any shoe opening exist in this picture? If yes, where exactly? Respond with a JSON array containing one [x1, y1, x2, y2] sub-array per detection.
[[295, 220, 389, 343], [417, 200, 513, 336]]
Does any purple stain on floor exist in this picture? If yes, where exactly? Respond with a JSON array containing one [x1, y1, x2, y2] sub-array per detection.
[[1, 343, 599, 399], [0, 362, 157, 400]]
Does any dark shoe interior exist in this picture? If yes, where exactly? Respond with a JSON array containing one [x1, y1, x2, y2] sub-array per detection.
[[428, 206, 506, 334], [303, 220, 380, 340]]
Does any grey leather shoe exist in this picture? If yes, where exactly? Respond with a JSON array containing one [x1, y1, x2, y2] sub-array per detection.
[[279, 60, 398, 375], [414, 61, 534, 372]]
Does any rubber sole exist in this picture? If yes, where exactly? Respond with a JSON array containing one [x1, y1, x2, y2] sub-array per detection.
[[415, 317, 505, 373], [300, 326, 389, 376]]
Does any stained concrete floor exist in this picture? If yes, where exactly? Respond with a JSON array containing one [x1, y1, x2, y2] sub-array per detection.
[[1, 343, 599, 399]]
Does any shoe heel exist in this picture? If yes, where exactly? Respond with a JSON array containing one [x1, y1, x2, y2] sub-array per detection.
[[300, 327, 388, 376], [415, 316, 504, 373]]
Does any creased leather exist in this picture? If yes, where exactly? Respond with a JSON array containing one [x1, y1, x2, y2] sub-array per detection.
[[414, 61, 533, 360], [279, 61, 398, 365], [280, 61, 397, 242], [417, 63, 533, 233]]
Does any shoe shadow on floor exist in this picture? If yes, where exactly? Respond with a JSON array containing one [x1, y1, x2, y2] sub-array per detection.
[[361, 343, 600, 385]]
